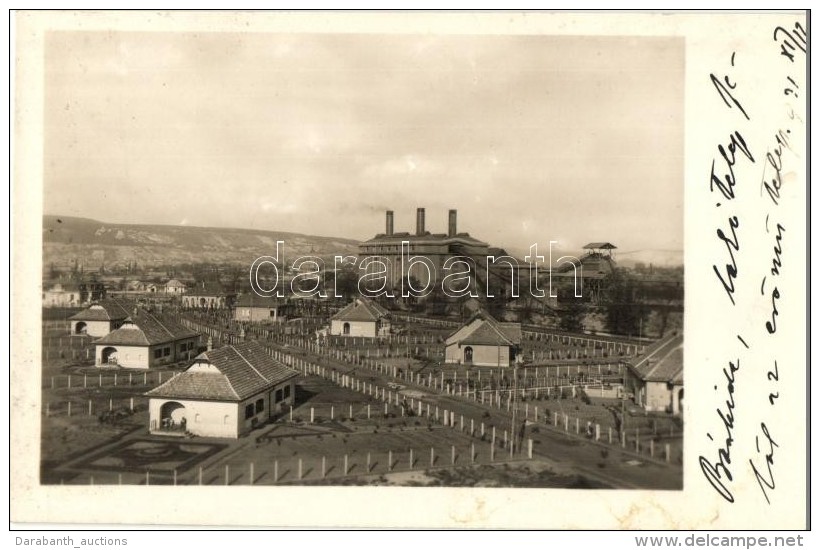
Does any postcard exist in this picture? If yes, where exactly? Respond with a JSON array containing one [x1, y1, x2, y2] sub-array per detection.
[[11, 10, 808, 529]]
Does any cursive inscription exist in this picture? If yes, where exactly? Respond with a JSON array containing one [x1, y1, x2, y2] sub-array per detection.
[[699, 359, 741, 503], [749, 422, 779, 504]]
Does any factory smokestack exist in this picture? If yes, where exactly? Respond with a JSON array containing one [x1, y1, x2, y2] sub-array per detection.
[[448, 209, 457, 237], [416, 208, 426, 236], [385, 210, 394, 236]]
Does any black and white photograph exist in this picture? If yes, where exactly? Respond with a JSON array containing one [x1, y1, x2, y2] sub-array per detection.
[[11, 10, 807, 531]]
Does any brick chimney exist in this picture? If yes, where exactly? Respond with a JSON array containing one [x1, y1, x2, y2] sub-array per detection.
[[448, 209, 457, 237], [416, 207, 426, 236], [385, 210, 394, 236]]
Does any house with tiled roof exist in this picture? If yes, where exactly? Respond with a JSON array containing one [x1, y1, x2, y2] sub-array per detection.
[[42, 281, 83, 308], [42, 277, 106, 307], [233, 294, 289, 323], [164, 279, 186, 295], [444, 310, 522, 367], [93, 308, 200, 369], [622, 333, 683, 415], [181, 281, 235, 309], [330, 297, 390, 338], [145, 340, 299, 438], [69, 299, 132, 337]]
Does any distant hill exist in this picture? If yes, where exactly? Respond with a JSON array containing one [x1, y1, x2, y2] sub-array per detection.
[[614, 248, 683, 268], [43, 215, 360, 269]]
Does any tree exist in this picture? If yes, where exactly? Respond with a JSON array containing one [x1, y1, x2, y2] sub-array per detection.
[[329, 266, 359, 301], [559, 298, 586, 332], [604, 270, 648, 337]]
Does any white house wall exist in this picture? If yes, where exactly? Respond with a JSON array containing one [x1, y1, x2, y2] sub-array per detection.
[[72, 319, 112, 337], [445, 343, 511, 367], [95, 336, 199, 369], [330, 319, 376, 338], [96, 344, 151, 369], [234, 306, 279, 322], [149, 398, 240, 438]]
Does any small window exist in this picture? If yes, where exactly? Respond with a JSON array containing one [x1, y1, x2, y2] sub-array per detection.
[[275, 389, 283, 403], [255, 398, 264, 414], [283, 385, 291, 399], [270, 310, 276, 317], [224, 415, 230, 424], [245, 404, 255, 419], [163, 347, 171, 357], [154, 349, 162, 359]]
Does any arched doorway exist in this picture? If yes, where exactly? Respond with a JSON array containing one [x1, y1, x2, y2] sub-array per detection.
[[101, 346, 118, 364], [160, 401, 187, 430], [464, 346, 473, 363], [343, 322, 351, 335], [75, 322, 87, 335]]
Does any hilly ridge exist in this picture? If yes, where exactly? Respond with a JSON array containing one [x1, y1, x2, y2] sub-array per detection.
[[43, 215, 361, 268]]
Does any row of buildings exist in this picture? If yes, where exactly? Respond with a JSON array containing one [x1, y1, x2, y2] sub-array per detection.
[[65, 294, 681, 442], [65, 298, 299, 439]]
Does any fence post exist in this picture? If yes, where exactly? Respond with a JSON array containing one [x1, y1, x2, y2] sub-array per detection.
[[665, 443, 671, 463], [471, 443, 476, 464], [199, 467, 203, 485], [388, 451, 393, 472], [250, 463, 254, 485], [451, 445, 456, 465], [367, 453, 371, 473], [298, 458, 303, 480], [344, 454, 349, 475], [528, 439, 533, 459], [409, 449, 414, 469], [430, 447, 435, 467], [274, 460, 279, 483]]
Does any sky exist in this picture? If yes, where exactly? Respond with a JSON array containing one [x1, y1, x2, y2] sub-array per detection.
[[44, 31, 683, 254]]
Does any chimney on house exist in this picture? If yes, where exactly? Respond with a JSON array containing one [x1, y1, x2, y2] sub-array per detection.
[[416, 207, 426, 236], [448, 209, 457, 237], [385, 210, 394, 236]]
